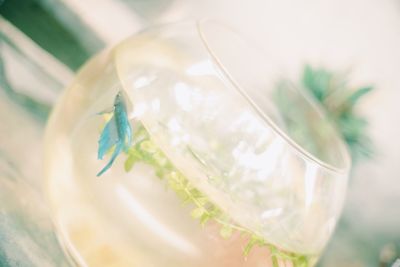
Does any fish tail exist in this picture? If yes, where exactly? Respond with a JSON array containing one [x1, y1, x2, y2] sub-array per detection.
[[97, 142, 123, 177]]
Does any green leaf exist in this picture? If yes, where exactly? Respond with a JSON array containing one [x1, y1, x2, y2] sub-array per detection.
[[155, 168, 165, 179], [302, 65, 333, 101], [348, 86, 373, 106], [191, 207, 205, 219], [220, 225, 233, 239], [153, 151, 168, 167], [196, 197, 208, 206], [140, 140, 157, 154], [124, 155, 137, 172], [243, 237, 257, 256], [200, 214, 210, 226]]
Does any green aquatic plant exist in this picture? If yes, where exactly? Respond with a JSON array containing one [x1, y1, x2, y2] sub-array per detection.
[[123, 123, 311, 267]]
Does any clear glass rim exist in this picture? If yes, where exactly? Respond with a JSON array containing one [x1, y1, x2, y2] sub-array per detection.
[[196, 18, 351, 174]]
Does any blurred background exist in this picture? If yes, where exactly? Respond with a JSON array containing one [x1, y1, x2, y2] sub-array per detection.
[[0, 0, 399, 266]]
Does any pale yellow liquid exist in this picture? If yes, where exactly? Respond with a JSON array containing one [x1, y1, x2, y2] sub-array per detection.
[[44, 43, 317, 267]]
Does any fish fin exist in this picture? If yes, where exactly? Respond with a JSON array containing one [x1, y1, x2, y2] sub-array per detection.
[[98, 116, 119, 159], [123, 122, 133, 153], [97, 92, 134, 176], [97, 143, 123, 176]]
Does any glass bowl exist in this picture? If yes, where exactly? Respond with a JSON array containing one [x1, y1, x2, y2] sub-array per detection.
[[44, 20, 350, 267]]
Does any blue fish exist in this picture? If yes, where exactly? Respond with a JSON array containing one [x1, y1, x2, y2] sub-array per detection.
[[97, 91, 132, 176]]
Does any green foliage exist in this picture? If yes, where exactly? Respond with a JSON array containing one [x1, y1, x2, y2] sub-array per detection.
[[124, 123, 311, 267], [1, 0, 102, 70], [302, 65, 374, 162]]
